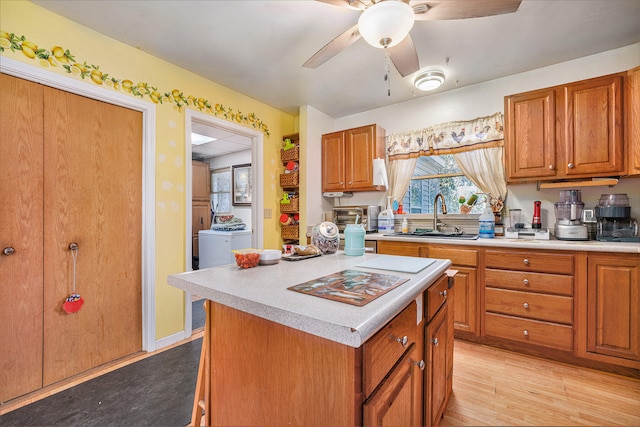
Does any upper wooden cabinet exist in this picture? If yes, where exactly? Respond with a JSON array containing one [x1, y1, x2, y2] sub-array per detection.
[[627, 66, 640, 176], [322, 124, 386, 192], [505, 73, 625, 182], [192, 160, 211, 201]]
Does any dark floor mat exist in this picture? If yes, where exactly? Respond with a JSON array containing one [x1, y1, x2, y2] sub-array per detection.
[[0, 338, 202, 427]]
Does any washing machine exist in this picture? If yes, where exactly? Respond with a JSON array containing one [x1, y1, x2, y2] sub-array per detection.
[[198, 229, 252, 269]]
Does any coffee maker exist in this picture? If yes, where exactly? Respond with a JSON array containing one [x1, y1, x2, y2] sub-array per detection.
[[554, 189, 589, 240], [594, 194, 639, 242]]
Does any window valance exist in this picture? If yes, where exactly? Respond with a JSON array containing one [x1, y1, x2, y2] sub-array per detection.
[[386, 112, 504, 159]]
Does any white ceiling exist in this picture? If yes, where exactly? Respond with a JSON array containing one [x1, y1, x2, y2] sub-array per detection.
[[33, 0, 640, 121], [191, 122, 252, 159]]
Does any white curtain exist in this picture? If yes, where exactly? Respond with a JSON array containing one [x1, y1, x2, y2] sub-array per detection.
[[388, 157, 417, 206], [453, 146, 508, 209]]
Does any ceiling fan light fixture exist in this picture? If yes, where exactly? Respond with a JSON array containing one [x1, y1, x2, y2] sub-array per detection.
[[414, 69, 445, 91], [358, 1, 415, 49]]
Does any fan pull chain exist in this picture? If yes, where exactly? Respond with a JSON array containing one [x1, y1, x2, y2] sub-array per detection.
[[384, 48, 391, 96]]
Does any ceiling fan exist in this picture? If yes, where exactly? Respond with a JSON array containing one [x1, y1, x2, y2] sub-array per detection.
[[303, 0, 522, 77]]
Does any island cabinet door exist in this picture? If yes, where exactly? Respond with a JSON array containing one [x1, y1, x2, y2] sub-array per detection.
[[425, 305, 449, 427], [363, 343, 423, 427]]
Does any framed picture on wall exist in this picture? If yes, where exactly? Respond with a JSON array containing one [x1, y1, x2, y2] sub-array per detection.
[[232, 164, 252, 206]]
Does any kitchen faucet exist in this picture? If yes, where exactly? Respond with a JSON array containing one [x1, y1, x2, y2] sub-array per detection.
[[433, 193, 447, 232]]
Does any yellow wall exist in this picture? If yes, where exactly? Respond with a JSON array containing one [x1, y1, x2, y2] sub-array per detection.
[[1, 0, 296, 340]]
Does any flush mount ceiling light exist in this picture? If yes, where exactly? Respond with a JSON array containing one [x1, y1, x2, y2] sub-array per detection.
[[414, 69, 446, 91], [358, 0, 415, 49], [191, 132, 216, 145]]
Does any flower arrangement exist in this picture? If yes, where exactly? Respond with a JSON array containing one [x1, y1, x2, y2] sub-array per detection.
[[458, 194, 478, 214]]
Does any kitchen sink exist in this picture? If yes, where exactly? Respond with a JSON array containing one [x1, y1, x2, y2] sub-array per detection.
[[385, 231, 479, 240]]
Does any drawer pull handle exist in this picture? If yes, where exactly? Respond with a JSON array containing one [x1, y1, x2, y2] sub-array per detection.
[[393, 335, 408, 348], [523, 329, 529, 336], [523, 279, 529, 285], [414, 360, 425, 371], [523, 259, 530, 265], [439, 290, 447, 298], [432, 338, 439, 347], [523, 302, 529, 309]]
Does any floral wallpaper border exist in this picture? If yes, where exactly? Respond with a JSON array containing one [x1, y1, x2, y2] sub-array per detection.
[[0, 30, 270, 135]]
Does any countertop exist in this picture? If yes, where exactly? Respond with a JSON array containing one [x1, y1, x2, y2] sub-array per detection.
[[362, 233, 640, 254], [168, 252, 451, 348]]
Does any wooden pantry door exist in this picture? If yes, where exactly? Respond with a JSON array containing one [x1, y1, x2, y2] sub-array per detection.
[[0, 74, 45, 403], [42, 86, 143, 385]]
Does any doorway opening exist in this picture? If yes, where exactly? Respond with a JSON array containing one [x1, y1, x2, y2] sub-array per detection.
[[184, 110, 264, 335]]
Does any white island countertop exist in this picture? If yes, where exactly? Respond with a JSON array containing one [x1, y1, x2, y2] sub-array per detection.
[[168, 252, 451, 348]]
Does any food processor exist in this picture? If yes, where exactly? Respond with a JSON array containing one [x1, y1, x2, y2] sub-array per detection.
[[554, 190, 588, 240], [594, 194, 639, 242]]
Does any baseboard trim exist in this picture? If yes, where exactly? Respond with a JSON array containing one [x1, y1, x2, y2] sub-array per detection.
[[156, 330, 189, 350]]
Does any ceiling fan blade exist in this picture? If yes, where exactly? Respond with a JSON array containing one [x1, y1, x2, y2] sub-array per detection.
[[316, 0, 364, 11], [303, 23, 361, 69], [389, 35, 419, 77], [412, 0, 522, 21]]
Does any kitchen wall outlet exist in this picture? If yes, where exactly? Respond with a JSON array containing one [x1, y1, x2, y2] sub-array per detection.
[[264, 208, 272, 219]]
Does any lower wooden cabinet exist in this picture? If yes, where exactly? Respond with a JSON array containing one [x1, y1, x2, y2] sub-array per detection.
[[379, 241, 478, 337], [579, 254, 640, 366], [379, 240, 640, 377], [427, 246, 478, 336], [484, 249, 575, 351]]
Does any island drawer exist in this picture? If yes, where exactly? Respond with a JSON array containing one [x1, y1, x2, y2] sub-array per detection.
[[485, 313, 573, 351], [363, 301, 419, 398], [485, 250, 574, 275], [485, 287, 573, 324], [485, 269, 573, 296], [425, 274, 449, 321]]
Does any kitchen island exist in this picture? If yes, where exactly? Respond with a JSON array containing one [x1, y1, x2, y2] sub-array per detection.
[[168, 252, 453, 426]]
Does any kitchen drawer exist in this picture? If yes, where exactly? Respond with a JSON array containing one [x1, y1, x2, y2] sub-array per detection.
[[485, 287, 573, 324], [363, 301, 418, 398], [485, 269, 573, 296], [425, 274, 449, 322], [428, 246, 478, 267], [485, 250, 574, 275], [485, 313, 573, 351]]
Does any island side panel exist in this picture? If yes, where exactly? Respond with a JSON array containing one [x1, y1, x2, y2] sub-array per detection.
[[209, 302, 362, 426]]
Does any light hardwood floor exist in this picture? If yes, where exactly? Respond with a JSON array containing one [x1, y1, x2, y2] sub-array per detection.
[[441, 340, 640, 426]]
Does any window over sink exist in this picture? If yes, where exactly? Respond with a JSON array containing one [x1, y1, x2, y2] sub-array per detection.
[[402, 155, 486, 214]]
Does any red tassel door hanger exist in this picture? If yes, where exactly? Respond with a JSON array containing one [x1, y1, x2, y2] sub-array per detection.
[[63, 242, 84, 314]]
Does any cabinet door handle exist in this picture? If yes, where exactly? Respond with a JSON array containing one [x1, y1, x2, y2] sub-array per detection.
[[523, 278, 529, 285], [432, 338, 439, 346], [439, 290, 447, 298], [393, 335, 409, 348], [2, 247, 15, 256], [523, 302, 529, 309], [568, 163, 574, 169], [414, 359, 425, 371], [548, 164, 554, 170], [523, 258, 530, 265], [523, 329, 529, 336]]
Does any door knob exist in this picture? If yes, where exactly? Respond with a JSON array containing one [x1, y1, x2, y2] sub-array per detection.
[[3, 247, 15, 256]]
